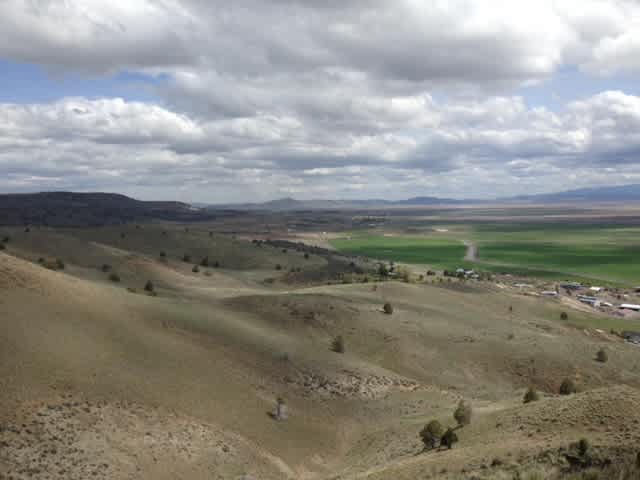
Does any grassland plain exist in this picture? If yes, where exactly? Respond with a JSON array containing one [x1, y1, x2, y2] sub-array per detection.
[[331, 223, 640, 285]]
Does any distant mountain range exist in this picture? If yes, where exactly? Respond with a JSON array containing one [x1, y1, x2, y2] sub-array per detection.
[[208, 184, 640, 210]]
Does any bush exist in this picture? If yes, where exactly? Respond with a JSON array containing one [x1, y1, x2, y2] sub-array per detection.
[[55, 259, 65, 270], [378, 263, 389, 277], [523, 387, 540, 404], [560, 312, 569, 320], [192, 265, 200, 273], [304, 253, 309, 259], [183, 254, 191, 263], [2, 236, 10, 243], [159, 251, 166, 258], [331, 335, 345, 353], [275, 264, 282, 271], [383, 302, 394, 315], [596, 348, 608, 363], [101, 264, 111, 273], [420, 420, 444, 450], [441, 428, 458, 450], [144, 280, 155, 292], [214, 261, 220, 268], [108, 273, 121, 283], [454, 400, 472, 426], [0, 243, 4, 251], [559, 378, 577, 395], [200, 256, 209, 267]]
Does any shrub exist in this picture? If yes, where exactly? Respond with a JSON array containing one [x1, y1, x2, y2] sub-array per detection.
[[37, 257, 44, 264], [108, 273, 121, 283], [275, 264, 282, 271], [120, 233, 126, 239], [159, 251, 166, 258], [523, 387, 540, 404], [0, 243, 4, 251], [560, 312, 569, 320], [454, 400, 472, 426], [55, 259, 65, 270], [144, 280, 155, 292], [378, 263, 389, 277], [192, 265, 200, 273], [214, 261, 220, 268], [200, 256, 209, 267], [2, 236, 9, 243], [383, 302, 394, 315], [183, 254, 191, 263], [596, 348, 608, 363], [577, 438, 590, 457], [559, 378, 577, 395], [420, 420, 444, 450], [441, 428, 458, 450], [282, 249, 287, 253], [102, 264, 112, 273], [331, 335, 345, 353]]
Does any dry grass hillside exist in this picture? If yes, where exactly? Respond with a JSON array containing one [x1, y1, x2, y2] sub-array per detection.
[[1, 226, 640, 479]]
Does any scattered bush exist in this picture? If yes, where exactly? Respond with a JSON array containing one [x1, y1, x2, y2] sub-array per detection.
[[560, 311, 569, 320], [0, 243, 4, 251], [441, 428, 458, 450], [101, 264, 111, 273], [523, 387, 540, 403], [559, 378, 577, 395], [331, 335, 345, 353], [275, 264, 282, 271], [120, 233, 126, 239], [420, 420, 444, 450], [596, 348, 608, 363], [304, 253, 309, 259], [144, 280, 155, 293], [159, 251, 166, 258], [453, 400, 472, 427], [200, 256, 209, 267], [183, 254, 191, 263], [2, 236, 10, 243], [192, 265, 200, 273], [24, 227, 30, 233], [378, 263, 389, 277], [55, 259, 65, 270], [108, 273, 121, 283], [282, 249, 287, 253], [383, 302, 394, 315], [214, 261, 220, 268]]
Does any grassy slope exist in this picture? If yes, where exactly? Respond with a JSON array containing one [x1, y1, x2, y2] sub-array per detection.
[[2, 226, 640, 479]]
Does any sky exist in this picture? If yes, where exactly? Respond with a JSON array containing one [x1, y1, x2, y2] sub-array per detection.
[[1, 1, 640, 203]]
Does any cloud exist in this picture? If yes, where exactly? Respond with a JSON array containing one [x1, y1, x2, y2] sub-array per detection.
[[1, 1, 640, 200]]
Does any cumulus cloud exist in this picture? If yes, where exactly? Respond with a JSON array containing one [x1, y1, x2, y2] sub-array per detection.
[[1, 0, 640, 200]]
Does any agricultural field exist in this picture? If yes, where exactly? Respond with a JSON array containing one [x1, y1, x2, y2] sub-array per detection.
[[331, 223, 640, 285]]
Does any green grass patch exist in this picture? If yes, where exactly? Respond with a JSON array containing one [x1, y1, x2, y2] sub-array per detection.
[[331, 235, 466, 268]]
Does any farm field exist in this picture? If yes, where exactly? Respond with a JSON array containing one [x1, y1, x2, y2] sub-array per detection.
[[331, 223, 640, 285]]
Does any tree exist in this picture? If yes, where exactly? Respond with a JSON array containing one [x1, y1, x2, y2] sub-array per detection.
[[331, 335, 345, 353], [383, 303, 394, 315], [159, 251, 166, 258], [101, 264, 111, 273], [596, 348, 608, 363], [454, 400, 472, 427], [275, 264, 282, 270], [441, 428, 458, 450], [304, 253, 309, 259], [144, 280, 155, 293], [378, 263, 389, 278], [183, 254, 191, 263], [523, 387, 540, 404], [108, 273, 121, 283], [559, 378, 577, 395], [0, 243, 4, 251], [55, 259, 65, 270], [200, 256, 209, 267], [560, 312, 569, 320], [192, 265, 200, 273], [420, 420, 444, 450]]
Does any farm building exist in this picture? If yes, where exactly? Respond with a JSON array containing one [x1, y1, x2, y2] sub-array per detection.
[[620, 304, 640, 312], [541, 291, 558, 296], [560, 282, 583, 290], [578, 295, 600, 307], [622, 331, 640, 345]]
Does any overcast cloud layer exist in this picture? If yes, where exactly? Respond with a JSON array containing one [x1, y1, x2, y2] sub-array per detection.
[[1, 0, 640, 201]]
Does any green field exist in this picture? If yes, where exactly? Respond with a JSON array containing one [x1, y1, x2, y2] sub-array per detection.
[[331, 224, 640, 285], [331, 235, 467, 268]]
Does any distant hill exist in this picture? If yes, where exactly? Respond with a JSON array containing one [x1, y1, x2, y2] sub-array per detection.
[[209, 184, 640, 210], [508, 184, 640, 203], [0, 192, 220, 226]]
